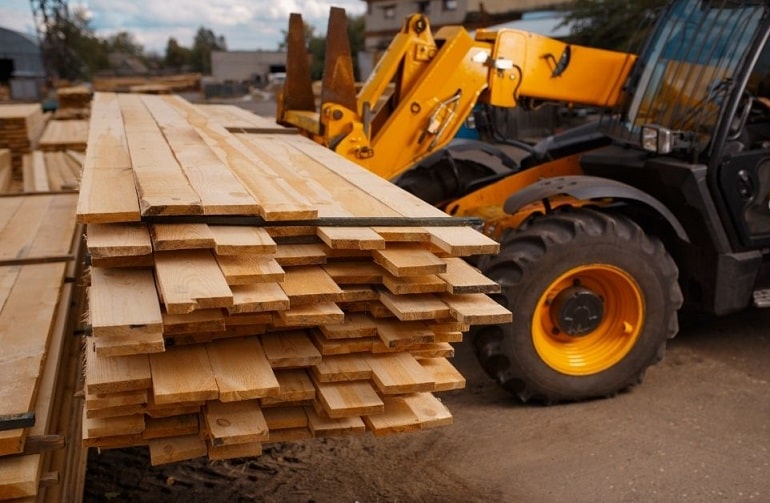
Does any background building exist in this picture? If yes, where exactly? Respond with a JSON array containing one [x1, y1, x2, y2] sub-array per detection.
[[0, 27, 46, 101], [362, 0, 574, 51]]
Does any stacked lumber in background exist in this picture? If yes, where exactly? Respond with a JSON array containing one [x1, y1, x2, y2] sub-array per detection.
[[0, 192, 88, 501], [56, 85, 93, 110], [22, 150, 83, 192], [91, 73, 201, 93], [38, 120, 89, 153], [77, 92, 511, 465], [0, 149, 10, 192], [0, 104, 49, 174]]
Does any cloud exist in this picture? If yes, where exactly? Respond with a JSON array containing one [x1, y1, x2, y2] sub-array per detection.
[[2, 0, 366, 52]]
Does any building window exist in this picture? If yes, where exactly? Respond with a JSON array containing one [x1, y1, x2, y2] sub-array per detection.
[[443, 0, 457, 11], [416, 1, 430, 14], [383, 5, 396, 18]]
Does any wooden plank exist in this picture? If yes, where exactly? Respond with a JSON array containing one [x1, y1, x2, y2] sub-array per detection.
[[418, 357, 466, 391], [82, 413, 145, 438], [161, 95, 317, 221], [261, 331, 322, 368], [216, 255, 284, 285], [274, 243, 327, 266], [441, 293, 513, 325], [279, 266, 344, 306], [162, 309, 225, 335], [89, 267, 163, 339], [143, 414, 199, 440], [372, 226, 431, 242], [0, 194, 78, 261], [229, 282, 289, 314], [149, 345, 219, 404], [379, 290, 451, 321], [382, 271, 447, 295], [148, 435, 207, 466], [365, 352, 435, 395], [85, 223, 152, 259], [209, 225, 277, 255], [261, 369, 315, 405], [322, 261, 383, 284], [317, 227, 386, 250], [283, 134, 450, 219], [425, 226, 500, 256], [83, 341, 152, 395], [76, 93, 141, 223], [274, 302, 345, 327], [0, 455, 41, 499], [206, 337, 280, 401], [305, 407, 366, 437], [310, 331, 375, 356], [0, 263, 66, 455], [318, 313, 378, 339], [362, 397, 421, 437], [202, 399, 268, 446], [311, 354, 372, 383], [372, 245, 447, 277], [31, 150, 49, 191], [314, 380, 384, 419], [154, 250, 233, 314], [375, 318, 435, 349], [403, 392, 453, 428], [149, 223, 215, 251], [262, 406, 307, 430], [140, 94, 261, 215], [438, 257, 501, 294], [118, 93, 203, 216], [86, 389, 147, 411]]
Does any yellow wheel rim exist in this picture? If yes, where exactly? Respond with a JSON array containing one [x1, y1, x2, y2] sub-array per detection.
[[532, 264, 644, 376]]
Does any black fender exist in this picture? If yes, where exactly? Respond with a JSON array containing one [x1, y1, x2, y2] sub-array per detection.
[[503, 175, 690, 243]]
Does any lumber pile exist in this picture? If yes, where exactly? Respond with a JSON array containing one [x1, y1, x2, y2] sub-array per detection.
[[92, 73, 201, 93], [38, 120, 89, 153], [56, 85, 93, 110], [22, 150, 83, 192], [0, 192, 87, 501], [0, 149, 10, 192], [0, 104, 49, 174], [77, 92, 510, 465]]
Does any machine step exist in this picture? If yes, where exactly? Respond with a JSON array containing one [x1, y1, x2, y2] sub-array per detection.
[[753, 289, 770, 308]]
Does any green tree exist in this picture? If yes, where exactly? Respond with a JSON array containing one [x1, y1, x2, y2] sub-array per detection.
[[105, 31, 144, 57], [561, 0, 668, 51], [164, 37, 192, 70], [190, 27, 227, 74]]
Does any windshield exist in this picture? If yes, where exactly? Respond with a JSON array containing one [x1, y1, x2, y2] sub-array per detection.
[[602, 0, 767, 152]]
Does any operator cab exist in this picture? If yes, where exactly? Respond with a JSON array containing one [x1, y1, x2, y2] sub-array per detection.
[[596, 0, 770, 250]]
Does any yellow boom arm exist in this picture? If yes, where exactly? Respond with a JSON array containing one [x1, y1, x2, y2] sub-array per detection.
[[278, 9, 636, 181]]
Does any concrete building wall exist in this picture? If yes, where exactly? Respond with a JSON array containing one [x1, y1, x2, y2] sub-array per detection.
[[211, 50, 287, 84]]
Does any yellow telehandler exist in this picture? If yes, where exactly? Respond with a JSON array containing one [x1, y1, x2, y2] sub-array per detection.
[[278, 1, 770, 403]]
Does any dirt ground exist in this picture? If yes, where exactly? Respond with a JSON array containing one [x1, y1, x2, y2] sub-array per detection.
[[83, 307, 770, 503]]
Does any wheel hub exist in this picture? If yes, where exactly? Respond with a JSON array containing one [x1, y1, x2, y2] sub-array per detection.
[[551, 286, 604, 337]]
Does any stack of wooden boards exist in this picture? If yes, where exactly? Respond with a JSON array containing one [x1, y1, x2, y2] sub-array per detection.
[[56, 86, 93, 110], [22, 150, 84, 192], [0, 104, 49, 174], [38, 120, 89, 153], [0, 149, 10, 192], [77, 92, 511, 466], [0, 192, 88, 501]]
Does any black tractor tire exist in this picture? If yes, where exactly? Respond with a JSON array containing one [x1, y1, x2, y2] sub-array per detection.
[[473, 207, 683, 404]]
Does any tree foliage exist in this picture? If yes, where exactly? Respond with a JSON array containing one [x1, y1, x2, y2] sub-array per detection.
[[561, 0, 668, 51]]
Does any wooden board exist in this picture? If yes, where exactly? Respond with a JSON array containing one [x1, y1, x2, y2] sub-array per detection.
[[149, 345, 218, 404], [206, 337, 280, 401]]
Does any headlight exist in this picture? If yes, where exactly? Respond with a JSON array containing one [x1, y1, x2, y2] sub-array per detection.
[[641, 125, 674, 154]]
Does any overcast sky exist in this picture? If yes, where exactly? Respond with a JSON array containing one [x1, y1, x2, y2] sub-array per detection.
[[1, 0, 367, 54]]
